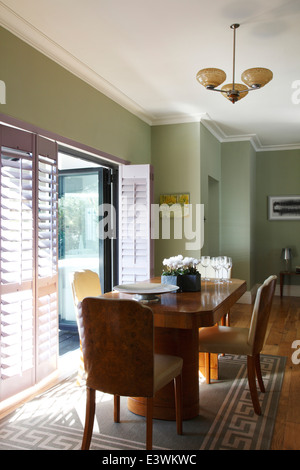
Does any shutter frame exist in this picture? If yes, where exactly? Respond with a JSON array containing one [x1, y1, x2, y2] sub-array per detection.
[[118, 164, 154, 284], [35, 135, 58, 382], [0, 126, 36, 399], [0, 126, 59, 400]]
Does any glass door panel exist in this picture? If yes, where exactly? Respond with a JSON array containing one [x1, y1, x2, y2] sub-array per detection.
[[59, 171, 100, 325], [58, 151, 117, 328]]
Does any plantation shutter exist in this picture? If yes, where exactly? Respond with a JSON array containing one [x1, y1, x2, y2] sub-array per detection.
[[0, 126, 58, 401], [118, 164, 154, 284], [0, 126, 36, 400], [35, 136, 58, 382]]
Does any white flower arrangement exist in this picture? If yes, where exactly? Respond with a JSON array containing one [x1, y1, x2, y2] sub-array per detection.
[[162, 254, 200, 276]]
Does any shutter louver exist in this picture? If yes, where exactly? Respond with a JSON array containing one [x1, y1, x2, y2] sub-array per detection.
[[0, 127, 58, 400], [35, 137, 58, 382], [0, 128, 35, 400], [118, 165, 154, 284]]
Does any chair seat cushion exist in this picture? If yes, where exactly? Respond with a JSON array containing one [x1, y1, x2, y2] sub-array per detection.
[[154, 354, 183, 393], [198, 326, 252, 356]]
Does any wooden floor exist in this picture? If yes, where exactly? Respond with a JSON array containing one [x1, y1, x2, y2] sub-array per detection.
[[58, 295, 300, 449], [0, 294, 299, 450], [230, 294, 300, 450]]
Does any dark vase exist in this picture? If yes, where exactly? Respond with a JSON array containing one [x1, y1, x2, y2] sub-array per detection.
[[161, 273, 201, 292], [180, 273, 201, 292]]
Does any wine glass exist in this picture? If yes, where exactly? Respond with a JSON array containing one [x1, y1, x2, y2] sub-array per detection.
[[218, 256, 227, 282], [210, 257, 219, 282], [200, 255, 210, 280], [224, 257, 232, 282], [216, 256, 224, 283]]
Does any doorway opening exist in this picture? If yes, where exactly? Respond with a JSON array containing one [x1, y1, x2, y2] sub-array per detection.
[[207, 176, 220, 255], [58, 149, 118, 352]]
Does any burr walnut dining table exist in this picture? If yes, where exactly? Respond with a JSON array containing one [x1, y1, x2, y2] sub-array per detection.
[[102, 277, 247, 421]]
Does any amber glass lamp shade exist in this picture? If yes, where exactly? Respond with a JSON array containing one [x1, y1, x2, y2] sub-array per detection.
[[221, 83, 248, 103], [241, 68, 273, 89], [196, 68, 226, 89]]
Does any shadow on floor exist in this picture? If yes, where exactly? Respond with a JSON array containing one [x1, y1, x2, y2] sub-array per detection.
[[59, 330, 80, 356]]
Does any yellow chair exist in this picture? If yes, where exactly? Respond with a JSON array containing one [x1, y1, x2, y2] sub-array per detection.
[[71, 270, 102, 384], [78, 297, 183, 450], [198, 275, 277, 415]]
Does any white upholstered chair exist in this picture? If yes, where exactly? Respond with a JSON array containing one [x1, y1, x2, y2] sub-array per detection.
[[198, 275, 277, 415]]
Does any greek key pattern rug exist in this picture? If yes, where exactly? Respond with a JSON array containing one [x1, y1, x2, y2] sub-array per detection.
[[0, 354, 285, 450]]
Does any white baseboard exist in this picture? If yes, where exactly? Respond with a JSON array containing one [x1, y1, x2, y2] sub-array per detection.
[[276, 283, 300, 297], [237, 284, 259, 304], [237, 291, 253, 304], [238, 283, 300, 304]]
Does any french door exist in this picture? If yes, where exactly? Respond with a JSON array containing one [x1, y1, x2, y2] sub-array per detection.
[[58, 154, 118, 326]]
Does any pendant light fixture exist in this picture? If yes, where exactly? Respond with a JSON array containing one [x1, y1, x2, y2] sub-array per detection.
[[196, 24, 273, 104]]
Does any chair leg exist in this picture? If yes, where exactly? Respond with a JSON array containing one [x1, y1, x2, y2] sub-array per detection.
[[247, 356, 261, 415], [174, 374, 183, 435], [114, 394, 120, 422], [81, 387, 96, 450], [254, 353, 265, 393], [205, 352, 211, 384], [146, 397, 153, 450]]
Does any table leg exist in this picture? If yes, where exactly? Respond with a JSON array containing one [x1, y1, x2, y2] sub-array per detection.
[[127, 327, 199, 420]]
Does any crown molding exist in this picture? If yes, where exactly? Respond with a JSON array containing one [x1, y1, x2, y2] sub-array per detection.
[[151, 113, 205, 126], [200, 115, 261, 151], [1, 2, 300, 153], [0, 2, 153, 125], [200, 115, 300, 152]]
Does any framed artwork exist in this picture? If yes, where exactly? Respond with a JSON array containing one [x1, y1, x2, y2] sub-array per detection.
[[268, 196, 300, 220], [160, 193, 190, 217]]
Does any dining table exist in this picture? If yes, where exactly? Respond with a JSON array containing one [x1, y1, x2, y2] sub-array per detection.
[[103, 276, 247, 421]]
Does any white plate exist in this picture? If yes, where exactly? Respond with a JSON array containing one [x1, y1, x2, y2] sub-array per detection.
[[113, 282, 179, 302], [114, 282, 179, 294]]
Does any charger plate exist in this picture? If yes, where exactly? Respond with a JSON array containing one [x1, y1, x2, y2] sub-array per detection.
[[113, 282, 179, 302]]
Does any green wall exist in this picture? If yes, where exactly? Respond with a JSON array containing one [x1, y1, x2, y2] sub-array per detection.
[[220, 141, 256, 289], [151, 122, 201, 274], [256, 149, 300, 284], [0, 26, 151, 165]]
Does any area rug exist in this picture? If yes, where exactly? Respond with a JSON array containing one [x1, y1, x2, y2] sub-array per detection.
[[0, 354, 285, 451]]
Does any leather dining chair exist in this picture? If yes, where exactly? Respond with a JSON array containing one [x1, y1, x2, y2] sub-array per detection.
[[77, 297, 183, 450], [198, 275, 277, 415], [71, 270, 102, 384]]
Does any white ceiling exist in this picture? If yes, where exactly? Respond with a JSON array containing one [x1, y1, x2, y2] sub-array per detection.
[[1, 0, 300, 150]]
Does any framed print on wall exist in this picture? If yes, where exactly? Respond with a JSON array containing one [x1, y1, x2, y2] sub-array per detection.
[[268, 195, 300, 220], [159, 193, 190, 217]]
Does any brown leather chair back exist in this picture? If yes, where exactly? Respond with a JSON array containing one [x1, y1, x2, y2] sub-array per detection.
[[78, 297, 154, 397], [248, 275, 277, 355]]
